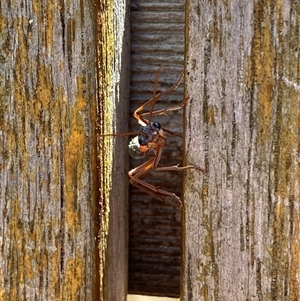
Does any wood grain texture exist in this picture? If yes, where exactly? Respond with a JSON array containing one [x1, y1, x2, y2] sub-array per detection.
[[95, 0, 130, 300], [183, 0, 300, 300], [0, 0, 97, 300]]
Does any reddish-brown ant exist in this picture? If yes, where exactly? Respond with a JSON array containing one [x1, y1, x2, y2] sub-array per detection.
[[101, 68, 204, 207]]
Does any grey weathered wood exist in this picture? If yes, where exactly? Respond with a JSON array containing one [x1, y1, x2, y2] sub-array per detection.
[[95, 0, 130, 300], [0, 0, 97, 299], [129, 0, 185, 297], [183, 0, 300, 300]]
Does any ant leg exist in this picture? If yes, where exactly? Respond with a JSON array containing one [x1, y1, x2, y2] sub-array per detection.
[[139, 96, 191, 123], [129, 148, 204, 207], [154, 164, 205, 174], [129, 178, 182, 207], [153, 146, 205, 173], [128, 156, 183, 207], [98, 131, 141, 138], [133, 72, 184, 125]]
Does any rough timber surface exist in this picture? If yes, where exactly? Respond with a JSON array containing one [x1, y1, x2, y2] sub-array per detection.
[[129, 0, 186, 297], [0, 0, 97, 299], [95, 0, 130, 300], [183, 0, 300, 300]]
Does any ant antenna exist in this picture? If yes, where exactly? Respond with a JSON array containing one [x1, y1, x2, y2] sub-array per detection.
[[148, 65, 164, 127], [100, 131, 141, 138]]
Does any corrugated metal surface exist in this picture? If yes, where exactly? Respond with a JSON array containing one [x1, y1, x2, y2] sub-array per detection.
[[129, 0, 185, 297]]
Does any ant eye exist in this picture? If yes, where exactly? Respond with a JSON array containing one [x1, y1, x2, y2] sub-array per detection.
[[138, 135, 148, 146], [152, 122, 161, 130]]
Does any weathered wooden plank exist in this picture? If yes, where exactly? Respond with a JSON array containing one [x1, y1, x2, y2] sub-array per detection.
[[183, 0, 300, 300], [95, 0, 130, 300], [0, 0, 97, 300]]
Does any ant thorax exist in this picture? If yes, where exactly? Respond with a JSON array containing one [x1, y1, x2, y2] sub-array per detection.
[[128, 122, 162, 159]]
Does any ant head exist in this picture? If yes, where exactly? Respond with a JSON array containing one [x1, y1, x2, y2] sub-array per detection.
[[128, 136, 148, 159], [152, 122, 161, 131]]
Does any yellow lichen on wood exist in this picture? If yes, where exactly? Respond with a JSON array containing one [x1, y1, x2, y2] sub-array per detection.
[[50, 247, 60, 299], [62, 256, 84, 300], [290, 202, 300, 299], [1, 0, 98, 298], [248, 1, 275, 149], [64, 95, 85, 233], [64, 126, 84, 231], [95, 0, 116, 299], [184, 0, 300, 300]]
